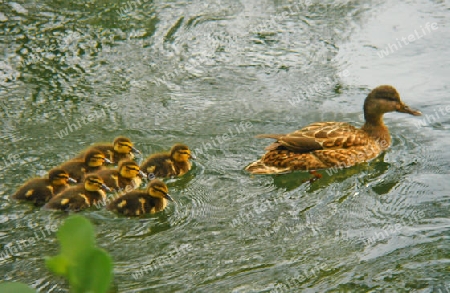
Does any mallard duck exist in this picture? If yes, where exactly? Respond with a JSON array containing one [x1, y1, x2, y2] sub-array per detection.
[[140, 144, 195, 178], [54, 149, 110, 182], [11, 169, 76, 206], [43, 174, 110, 211], [245, 85, 422, 174], [89, 159, 145, 191], [106, 179, 173, 216], [75, 136, 141, 164]]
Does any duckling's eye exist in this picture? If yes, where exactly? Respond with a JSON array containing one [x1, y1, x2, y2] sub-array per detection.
[[125, 166, 139, 171], [119, 143, 132, 148], [154, 188, 167, 195]]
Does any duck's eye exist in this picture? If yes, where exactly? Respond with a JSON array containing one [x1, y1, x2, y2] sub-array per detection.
[[383, 96, 398, 102], [119, 143, 132, 148]]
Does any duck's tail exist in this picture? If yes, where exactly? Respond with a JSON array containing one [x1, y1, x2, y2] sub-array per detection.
[[244, 159, 290, 175]]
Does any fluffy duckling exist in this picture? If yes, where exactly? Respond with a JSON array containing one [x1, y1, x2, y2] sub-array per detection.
[[89, 159, 145, 191], [11, 169, 76, 206], [44, 174, 110, 211], [75, 136, 140, 164], [54, 149, 110, 183], [245, 85, 422, 174], [107, 179, 173, 216], [140, 144, 195, 178]]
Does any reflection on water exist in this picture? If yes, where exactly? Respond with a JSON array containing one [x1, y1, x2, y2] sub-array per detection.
[[1, 0, 449, 292]]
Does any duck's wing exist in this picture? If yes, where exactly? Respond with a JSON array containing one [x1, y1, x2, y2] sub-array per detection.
[[140, 154, 175, 177], [12, 180, 54, 206], [257, 122, 370, 153]]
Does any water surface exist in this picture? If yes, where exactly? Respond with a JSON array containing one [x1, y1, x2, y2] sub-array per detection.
[[1, 0, 449, 292]]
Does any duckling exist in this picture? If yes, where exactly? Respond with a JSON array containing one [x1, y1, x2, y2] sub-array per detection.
[[107, 179, 173, 216], [11, 169, 76, 206], [44, 174, 110, 211], [140, 144, 195, 178], [245, 85, 422, 174], [89, 159, 145, 191], [54, 149, 110, 183], [75, 136, 140, 164]]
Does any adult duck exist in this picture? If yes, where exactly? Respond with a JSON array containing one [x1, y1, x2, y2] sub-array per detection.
[[245, 85, 421, 174]]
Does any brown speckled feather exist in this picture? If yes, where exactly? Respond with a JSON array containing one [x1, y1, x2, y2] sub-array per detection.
[[246, 122, 381, 174], [258, 122, 372, 152]]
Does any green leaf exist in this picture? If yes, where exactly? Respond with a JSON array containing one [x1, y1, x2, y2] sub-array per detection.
[[80, 248, 113, 293], [0, 282, 36, 293], [56, 215, 96, 262], [46, 215, 113, 293], [45, 254, 70, 276]]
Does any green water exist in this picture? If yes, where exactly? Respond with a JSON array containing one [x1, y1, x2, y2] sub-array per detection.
[[1, 0, 449, 292]]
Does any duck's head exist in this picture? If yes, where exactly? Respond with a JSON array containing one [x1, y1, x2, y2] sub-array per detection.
[[147, 179, 174, 202], [118, 160, 142, 179], [170, 144, 196, 163], [85, 149, 110, 167], [113, 136, 141, 155], [84, 174, 110, 192], [364, 85, 421, 124], [49, 169, 76, 186]]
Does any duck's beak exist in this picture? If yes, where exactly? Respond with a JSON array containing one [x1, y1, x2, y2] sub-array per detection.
[[190, 153, 196, 160], [68, 177, 77, 184], [139, 170, 147, 178], [101, 184, 111, 192], [164, 193, 175, 202], [104, 158, 112, 164], [131, 146, 141, 155], [397, 103, 422, 116]]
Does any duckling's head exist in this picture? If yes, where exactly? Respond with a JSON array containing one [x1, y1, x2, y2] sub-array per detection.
[[85, 149, 109, 167], [118, 160, 141, 179], [364, 85, 421, 124], [170, 144, 196, 163], [84, 174, 110, 192], [147, 179, 173, 201], [113, 136, 141, 155], [48, 169, 76, 186]]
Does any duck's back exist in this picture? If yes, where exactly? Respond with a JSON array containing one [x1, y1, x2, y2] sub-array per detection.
[[247, 122, 381, 173], [260, 122, 373, 152], [12, 178, 54, 206], [44, 185, 86, 210], [107, 191, 164, 216], [140, 153, 175, 177], [45, 185, 104, 211], [107, 190, 145, 215]]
